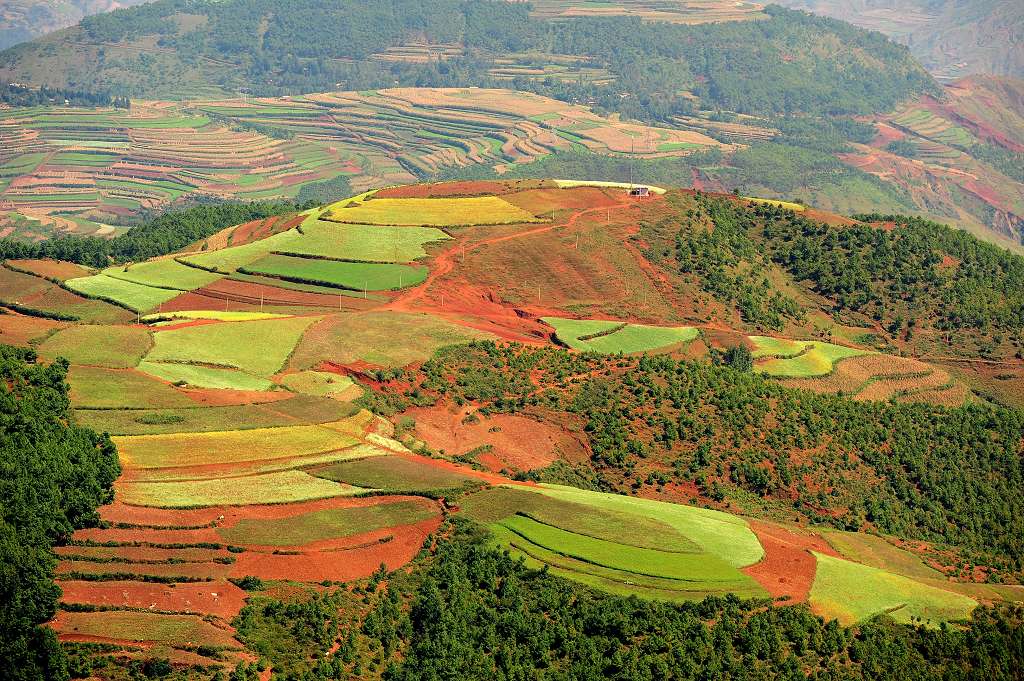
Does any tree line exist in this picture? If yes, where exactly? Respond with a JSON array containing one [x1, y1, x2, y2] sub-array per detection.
[[0, 345, 120, 681], [0, 82, 128, 108]]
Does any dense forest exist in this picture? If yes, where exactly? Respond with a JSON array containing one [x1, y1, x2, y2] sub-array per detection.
[[0, 345, 120, 681], [0, 83, 128, 108], [2, 0, 937, 120], [370, 342, 1024, 577], [0, 200, 303, 267]]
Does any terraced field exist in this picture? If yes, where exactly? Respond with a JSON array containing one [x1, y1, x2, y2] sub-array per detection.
[[545, 316, 698, 354]]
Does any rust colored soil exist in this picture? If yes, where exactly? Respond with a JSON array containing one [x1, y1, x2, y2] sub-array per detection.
[[96, 494, 433, 530], [58, 580, 248, 619], [201, 278, 376, 309], [405, 404, 583, 472], [0, 313, 68, 344], [228, 516, 442, 581], [181, 387, 295, 406], [742, 520, 839, 603], [8, 259, 92, 280]]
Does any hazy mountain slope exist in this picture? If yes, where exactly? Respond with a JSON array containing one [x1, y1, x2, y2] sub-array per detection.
[[0, 0, 937, 118], [0, 0, 152, 50], [777, 0, 1023, 79]]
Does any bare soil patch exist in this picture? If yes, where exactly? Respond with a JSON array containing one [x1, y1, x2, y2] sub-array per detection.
[[742, 520, 838, 603], [58, 580, 248, 619]]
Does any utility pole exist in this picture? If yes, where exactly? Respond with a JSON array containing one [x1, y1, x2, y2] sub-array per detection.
[[575, 231, 580, 249], [260, 293, 264, 313]]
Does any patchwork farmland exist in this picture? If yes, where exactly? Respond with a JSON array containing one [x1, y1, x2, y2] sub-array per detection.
[[2, 179, 1019, 677]]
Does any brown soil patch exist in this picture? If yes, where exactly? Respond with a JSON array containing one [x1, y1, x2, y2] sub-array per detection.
[[502, 187, 622, 215], [181, 387, 294, 406], [189, 278, 377, 310], [0, 312, 68, 344], [8, 259, 92, 281], [227, 516, 442, 581], [58, 580, 248, 619], [742, 520, 838, 603], [404, 403, 584, 472]]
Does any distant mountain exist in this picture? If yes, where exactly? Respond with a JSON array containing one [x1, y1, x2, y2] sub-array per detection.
[[0, 0, 937, 119], [776, 0, 1023, 80], [0, 0, 153, 50]]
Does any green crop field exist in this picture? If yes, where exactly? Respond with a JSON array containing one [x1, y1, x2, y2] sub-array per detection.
[[144, 315, 319, 378], [67, 366, 195, 409], [325, 196, 539, 226], [118, 470, 363, 507], [242, 254, 427, 291], [279, 371, 361, 399], [217, 499, 436, 546], [290, 311, 494, 369], [38, 325, 151, 367], [102, 259, 222, 291], [73, 394, 353, 436], [113, 414, 372, 468], [65, 274, 183, 312], [822, 531, 945, 581], [314, 455, 476, 492], [749, 335, 810, 358], [533, 485, 764, 567], [545, 317, 697, 354], [279, 220, 448, 262], [809, 552, 977, 626], [179, 231, 299, 273], [461, 484, 766, 601], [499, 514, 739, 582], [755, 342, 867, 378], [138, 361, 274, 391], [56, 612, 239, 647], [460, 486, 699, 552]]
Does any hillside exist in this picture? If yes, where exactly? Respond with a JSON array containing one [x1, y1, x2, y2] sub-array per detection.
[[1, 181, 1022, 677], [0, 0, 153, 51], [777, 0, 1024, 80], [0, 1, 936, 116]]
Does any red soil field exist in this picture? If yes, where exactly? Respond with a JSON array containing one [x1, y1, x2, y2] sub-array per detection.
[[227, 516, 442, 581], [0, 312, 68, 344], [8, 258, 92, 280], [167, 278, 377, 311], [58, 580, 248, 619], [502, 187, 622, 214], [181, 387, 295, 406], [404, 403, 584, 472], [742, 520, 839, 603]]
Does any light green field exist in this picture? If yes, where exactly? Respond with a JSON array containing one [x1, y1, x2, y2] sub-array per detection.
[[279, 371, 360, 398], [65, 274, 183, 312], [73, 394, 353, 436], [809, 552, 977, 626], [113, 413, 373, 468], [462, 484, 766, 601], [314, 455, 477, 493], [118, 470, 363, 507], [38, 325, 151, 367], [534, 485, 764, 568], [145, 315, 319, 377], [102, 259, 222, 291], [749, 335, 811, 358], [67, 366, 195, 409], [822, 531, 945, 581], [552, 179, 666, 194], [324, 196, 539, 226], [138, 361, 274, 391], [459, 486, 699, 553], [242, 254, 427, 291], [755, 342, 867, 378], [544, 317, 697, 354], [289, 311, 494, 369], [743, 196, 805, 212], [500, 514, 735, 582], [143, 310, 291, 323], [279, 221, 448, 262], [57, 612, 238, 647], [179, 230, 298, 273], [217, 500, 436, 546]]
